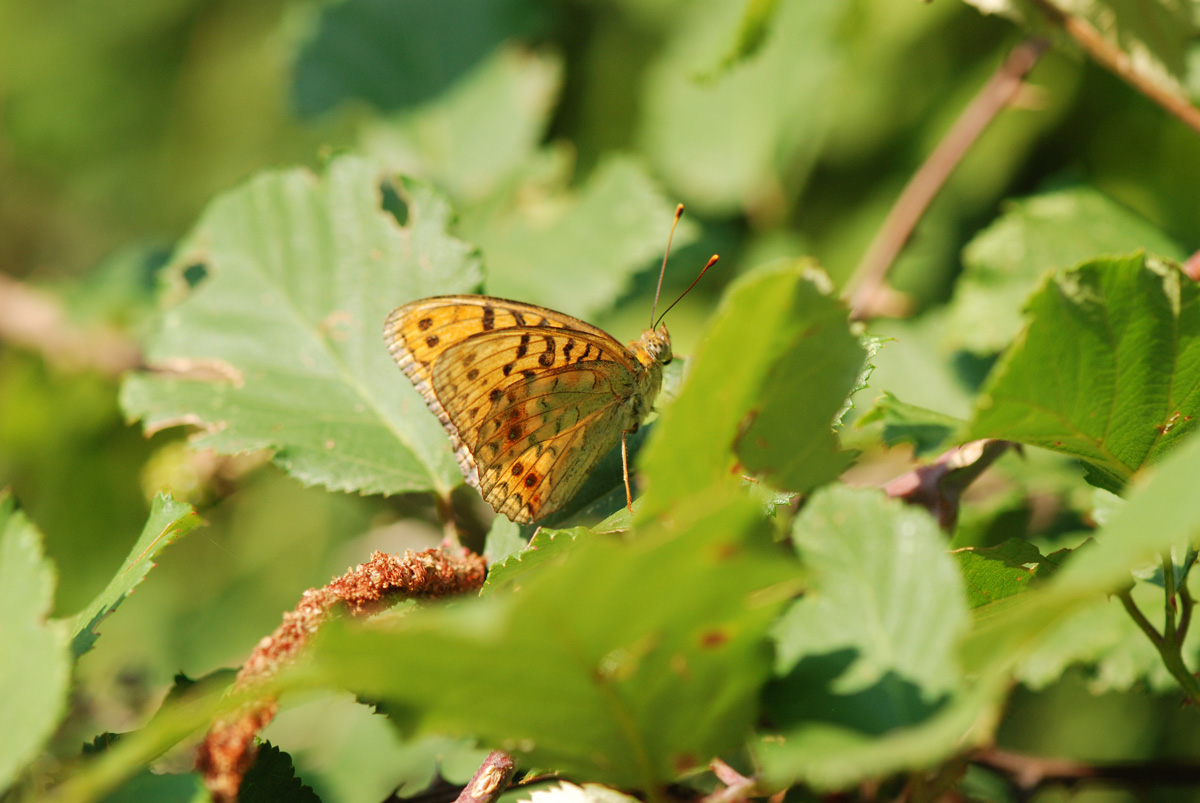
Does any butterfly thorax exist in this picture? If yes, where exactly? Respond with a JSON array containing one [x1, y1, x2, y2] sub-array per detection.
[[624, 323, 671, 422]]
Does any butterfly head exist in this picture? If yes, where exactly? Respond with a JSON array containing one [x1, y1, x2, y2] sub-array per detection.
[[632, 324, 672, 370]]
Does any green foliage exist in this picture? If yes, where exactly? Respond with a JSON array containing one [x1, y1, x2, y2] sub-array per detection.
[[759, 487, 986, 788], [121, 159, 483, 497], [0, 494, 70, 796], [313, 490, 796, 789], [639, 261, 862, 519], [858, 391, 965, 456], [66, 493, 199, 657], [11, 0, 1200, 801], [967, 253, 1200, 491], [946, 185, 1187, 354]]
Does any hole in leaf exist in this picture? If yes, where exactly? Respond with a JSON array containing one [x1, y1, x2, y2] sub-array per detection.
[[380, 180, 409, 227], [182, 263, 209, 288]]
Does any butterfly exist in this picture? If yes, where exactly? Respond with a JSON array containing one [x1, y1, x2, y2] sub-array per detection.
[[383, 206, 716, 524]]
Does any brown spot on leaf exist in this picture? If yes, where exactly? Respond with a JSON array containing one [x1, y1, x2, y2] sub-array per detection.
[[700, 630, 729, 648]]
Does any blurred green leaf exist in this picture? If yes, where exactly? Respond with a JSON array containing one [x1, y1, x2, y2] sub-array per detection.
[[263, 694, 472, 803], [962, 430, 1200, 678], [312, 489, 796, 789], [121, 157, 483, 497], [94, 769, 205, 803], [858, 391, 965, 456], [362, 46, 562, 206], [954, 538, 1057, 609], [63, 493, 199, 658], [0, 493, 70, 796], [759, 486, 986, 788], [695, 0, 781, 80], [966, 1, 1195, 96], [292, 0, 544, 117], [771, 486, 968, 693], [640, 261, 861, 518], [1015, 577, 1188, 694], [967, 253, 1200, 492], [947, 186, 1186, 354], [639, 0, 842, 214], [462, 156, 697, 322]]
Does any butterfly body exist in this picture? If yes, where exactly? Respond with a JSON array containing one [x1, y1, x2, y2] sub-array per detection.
[[384, 295, 670, 524]]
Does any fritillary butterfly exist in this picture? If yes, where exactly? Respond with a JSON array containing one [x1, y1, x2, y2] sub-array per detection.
[[383, 206, 716, 524]]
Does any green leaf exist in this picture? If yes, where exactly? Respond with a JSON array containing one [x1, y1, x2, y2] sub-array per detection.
[[312, 489, 796, 789], [1015, 577, 1184, 694], [239, 742, 321, 803], [481, 525, 588, 595], [63, 493, 199, 658], [263, 694, 473, 803], [0, 493, 70, 796], [292, 0, 543, 117], [482, 515, 527, 568], [362, 46, 563, 206], [947, 186, 1186, 354], [639, 0, 842, 214], [121, 157, 483, 497], [694, 0, 781, 80], [759, 486, 985, 788], [966, 1, 1194, 98], [858, 392, 965, 456], [771, 486, 968, 692], [640, 261, 862, 517], [460, 156, 697, 322], [967, 253, 1200, 492], [954, 538, 1056, 609], [962, 430, 1200, 679], [90, 769, 205, 803]]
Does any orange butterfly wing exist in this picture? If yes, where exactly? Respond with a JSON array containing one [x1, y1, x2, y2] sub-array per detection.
[[384, 295, 648, 523]]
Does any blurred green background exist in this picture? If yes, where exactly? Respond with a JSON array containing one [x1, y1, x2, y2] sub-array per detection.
[[4, 0, 1200, 799]]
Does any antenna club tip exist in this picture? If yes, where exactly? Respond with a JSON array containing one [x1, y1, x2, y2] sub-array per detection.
[[706, 254, 720, 267], [674, 203, 684, 218]]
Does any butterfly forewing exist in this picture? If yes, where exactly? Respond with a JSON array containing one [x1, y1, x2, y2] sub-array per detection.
[[384, 295, 656, 523]]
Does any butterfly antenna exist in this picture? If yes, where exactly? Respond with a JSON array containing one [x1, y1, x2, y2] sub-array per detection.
[[653, 254, 719, 330], [650, 204, 686, 329]]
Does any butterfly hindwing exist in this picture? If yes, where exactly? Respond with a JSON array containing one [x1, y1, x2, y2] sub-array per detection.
[[384, 295, 648, 523]]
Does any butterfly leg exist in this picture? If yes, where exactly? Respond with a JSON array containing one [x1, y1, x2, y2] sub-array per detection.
[[621, 430, 633, 514]]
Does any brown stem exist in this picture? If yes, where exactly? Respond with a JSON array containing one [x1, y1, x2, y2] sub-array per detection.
[[847, 38, 1048, 320], [884, 440, 1013, 532], [196, 547, 488, 803], [974, 746, 1200, 792], [0, 273, 142, 376], [453, 751, 516, 803], [1029, 0, 1200, 136]]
